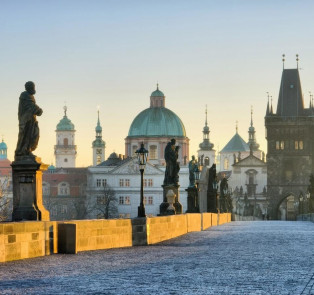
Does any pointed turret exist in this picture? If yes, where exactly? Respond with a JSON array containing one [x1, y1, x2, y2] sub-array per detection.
[[247, 107, 260, 151], [199, 106, 214, 151], [276, 67, 304, 117], [92, 109, 106, 166]]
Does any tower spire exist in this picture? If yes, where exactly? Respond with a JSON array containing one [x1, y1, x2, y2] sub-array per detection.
[[266, 92, 270, 115], [236, 121, 238, 133], [251, 107, 253, 123], [270, 96, 273, 114], [205, 104, 208, 126], [282, 54, 285, 70], [296, 54, 299, 69]]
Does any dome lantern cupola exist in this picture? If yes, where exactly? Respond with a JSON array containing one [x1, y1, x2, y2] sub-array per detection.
[[150, 83, 165, 108], [199, 106, 214, 151]]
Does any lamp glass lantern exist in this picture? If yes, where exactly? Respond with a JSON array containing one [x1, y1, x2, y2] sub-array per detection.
[[136, 143, 148, 170], [194, 166, 201, 182]]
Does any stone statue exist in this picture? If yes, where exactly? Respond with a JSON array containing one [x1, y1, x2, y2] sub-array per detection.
[[15, 81, 43, 159], [164, 138, 180, 186], [188, 155, 198, 187]]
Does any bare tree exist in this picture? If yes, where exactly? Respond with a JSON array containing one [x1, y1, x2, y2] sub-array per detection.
[[95, 185, 118, 219], [0, 177, 12, 222]]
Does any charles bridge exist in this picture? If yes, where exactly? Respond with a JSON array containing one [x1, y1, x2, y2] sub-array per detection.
[[1, 216, 314, 295]]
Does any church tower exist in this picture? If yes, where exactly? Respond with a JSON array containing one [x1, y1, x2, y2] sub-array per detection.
[[92, 110, 106, 166], [197, 106, 215, 167], [54, 106, 77, 168], [265, 55, 314, 220], [0, 138, 8, 160]]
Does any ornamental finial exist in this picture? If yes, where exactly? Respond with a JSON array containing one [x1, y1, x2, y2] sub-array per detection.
[[296, 54, 299, 69], [282, 54, 285, 69]]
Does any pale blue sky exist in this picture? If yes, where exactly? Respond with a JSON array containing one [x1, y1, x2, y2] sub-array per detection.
[[1, 1, 314, 166]]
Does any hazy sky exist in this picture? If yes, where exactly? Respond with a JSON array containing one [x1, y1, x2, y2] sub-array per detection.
[[1, 0, 314, 166]]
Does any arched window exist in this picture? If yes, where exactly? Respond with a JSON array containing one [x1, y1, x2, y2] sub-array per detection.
[[58, 182, 70, 196], [204, 157, 210, 166], [149, 145, 157, 159], [64, 138, 68, 146], [224, 158, 229, 170]]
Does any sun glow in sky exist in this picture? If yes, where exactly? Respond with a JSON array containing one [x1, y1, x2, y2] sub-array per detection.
[[1, 0, 314, 166]]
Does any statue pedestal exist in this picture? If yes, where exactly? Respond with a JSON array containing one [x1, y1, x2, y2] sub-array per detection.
[[11, 156, 50, 221], [186, 187, 200, 213], [160, 185, 182, 215]]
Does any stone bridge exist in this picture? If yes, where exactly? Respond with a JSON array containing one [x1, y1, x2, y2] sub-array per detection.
[[0, 221, 314, 295]]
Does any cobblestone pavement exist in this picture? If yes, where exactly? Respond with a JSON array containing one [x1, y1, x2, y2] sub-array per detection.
[[0, 221, 314, 295]]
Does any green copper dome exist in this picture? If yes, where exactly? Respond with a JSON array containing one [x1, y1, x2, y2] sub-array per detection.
[[56, 115, 75, 131], [128, 107, 186, 137], [56, 107, 75, 131], [151, 89, 164, 97]]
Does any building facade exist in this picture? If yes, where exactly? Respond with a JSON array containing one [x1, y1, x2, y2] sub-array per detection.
[[265, 66, 314, 220]]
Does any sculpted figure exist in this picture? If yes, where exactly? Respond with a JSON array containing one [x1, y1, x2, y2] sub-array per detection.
[[164, 138, 180, 185], [15, 81, 43, 159], [188, 155, 198, 187]]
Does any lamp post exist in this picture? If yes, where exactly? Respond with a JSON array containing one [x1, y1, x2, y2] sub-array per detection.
[[212, 178, 219, 213], [135, 143, 148, 218], [194, 166, 201, 212], [306, 192, 310, 215]]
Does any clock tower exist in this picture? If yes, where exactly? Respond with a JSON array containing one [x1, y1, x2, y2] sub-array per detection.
[[92, 110, 106, 166]]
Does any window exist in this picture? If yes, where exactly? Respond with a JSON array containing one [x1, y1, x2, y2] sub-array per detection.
[[149, 145, 157, 159], [144, 196, 153, 205], [97, 155, 101, 165], [280, 141, 284, 150], [295, 141, 303, 150], [144, 179, 147, 187], [119, 196, 131, 205], [97, 179, 107, 187], [148, 179, 153, 187], [64, 158, 68, 162], [58, 182, 70, 196], [224, 158, 229, 170], [120, 179, 130, 187], [63, 138, 68, 146], [119, 196, 124, 204], [276, 141, 285, 150]]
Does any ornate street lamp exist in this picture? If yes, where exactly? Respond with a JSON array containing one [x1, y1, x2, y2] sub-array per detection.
[[135, 143, 148, 218], [194, 166, 201, 189]]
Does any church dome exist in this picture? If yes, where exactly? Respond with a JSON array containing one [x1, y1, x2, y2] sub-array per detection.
[[128, 107, 186, 137], [56, 107, 75, 131], [0, 141, 7, 150]]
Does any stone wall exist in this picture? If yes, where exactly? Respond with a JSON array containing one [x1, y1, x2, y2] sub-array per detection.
[[0, 213, 231, 262], [0, 221, 57, 262]]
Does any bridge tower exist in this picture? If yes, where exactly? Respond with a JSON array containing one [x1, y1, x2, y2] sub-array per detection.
[[265, 56, 314, 219]]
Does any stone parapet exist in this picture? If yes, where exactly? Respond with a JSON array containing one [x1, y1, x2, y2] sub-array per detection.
[[0, 213, 231, 262]]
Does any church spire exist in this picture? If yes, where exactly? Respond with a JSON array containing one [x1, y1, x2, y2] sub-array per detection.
[[199, 106, 214, 151], [266, 92, 270, 116], [93, 107, 106, 166], [247, 106, 260, 151]]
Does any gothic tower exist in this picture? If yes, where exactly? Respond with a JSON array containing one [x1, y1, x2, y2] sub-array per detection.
[[54, 106, 77, 168], [265, 57, 314, 219], [92, 110, 106, 166]]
